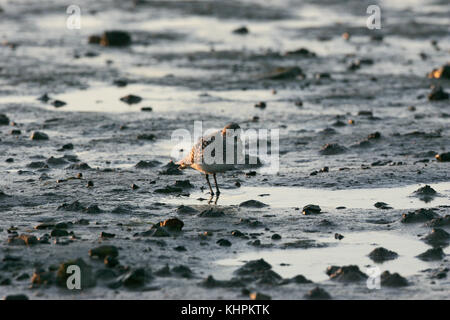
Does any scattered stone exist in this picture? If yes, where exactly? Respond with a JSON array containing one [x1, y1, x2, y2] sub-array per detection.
[[131, 183, 139, 190], [88, 35, 101, 44], [154, 265, 171, 277], [111, 205, 133, 214], [319, 143, 347, 155], [367, 132, 381, 140], [430, 267, 448, 279], [235, 259, 271, 276], [31, 268, 55, 286], [217, 239, 232, 247], [159, 218, 184, 231], [327, 265, 368, 283], [46, 156, 68, 166], [154, 186, 183, 194], [401, 208, 439, 223], [0, 114, 10, 125], [120, 94, 142, 105], [305, 287, 331, 300], [135, 160, 161, 169], [57, 143, 74, 152], [271, 234, 282, 240], [139, 226, 170, 238], [285, 47, 316, 57], [294, 99, 303, 107], [435, 152, 450, 162], [232, 26, 249, 35], [264, 66, 304, 80], [1, 278, 12, 285], [89, 245, 119, 259], [413, 185, 437, 202], [174, 180, 194, 189], [15, 234, 38, 246], [334, 233, 344, 240], [422, 228, 450, 247], [315, 72, 330, 79], [37, 93, 51, 102], [38, 235, 50, 244], [55, 222, 71, 229], [27, 161, 49, 169], [374, 202, 392, 209], [249, 292, 271, 300], [380, 271, 408, 287], [317, 219, 335, 226], [358, 110, 373, 116], [94, 30, 131, 47], [51, 229, 69, 237], [427, 64, 450, 79], [342, 32, 350, 40], [30, 131, 49, 140], [113, 79, 128, 87], [35, 222, 55, 230], [413, 185, 436, 196], [177, 205, 198, 214], [428, 85, 449, 101], [121, 268, 151, 288], [76, 219, 90, 225], [231, 230, 245, 237], [104, 256, 119, 268], [254, 101, 266, 109], [426, 215, 450, 227], [52, 100, 66, 108], [368, 247, 399, 263], [159, 161, 182, 175], [95, 268, 117, 281], [141, 107, 153, 112], [198, 208, 225, 218], [172, 265, 193, 278], [239, 200, 268, 208], [3, 294, 29, 300], [303, 204, 321, 215], [66, 162, 91, 170], [289, 274, 313, 284], [417, 247, 445, 261], [101, 232, 115, 239], [200, 275, 244, 288]]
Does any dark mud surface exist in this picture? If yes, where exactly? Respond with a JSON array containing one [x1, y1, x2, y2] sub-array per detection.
[[0, 0, 449, 299]]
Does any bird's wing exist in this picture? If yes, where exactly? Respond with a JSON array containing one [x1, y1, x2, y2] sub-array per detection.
[[178, 130, 219, 166]]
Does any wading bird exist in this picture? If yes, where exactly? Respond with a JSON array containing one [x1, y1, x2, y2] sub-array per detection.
[[177, 123, 242, 196]]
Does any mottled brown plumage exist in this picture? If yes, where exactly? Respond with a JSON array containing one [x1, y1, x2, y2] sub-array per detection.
[[178, 123, 241, 195]]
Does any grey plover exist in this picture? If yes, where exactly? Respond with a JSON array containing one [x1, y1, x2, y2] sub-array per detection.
[[177, 123, 241, 195]]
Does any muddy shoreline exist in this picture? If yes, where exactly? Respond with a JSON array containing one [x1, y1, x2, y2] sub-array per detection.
[[0, 0, 449, 299]]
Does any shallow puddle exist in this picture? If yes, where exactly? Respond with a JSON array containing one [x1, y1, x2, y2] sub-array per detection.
[[215, 231, 447, 282], [166, 182, 450, 209]]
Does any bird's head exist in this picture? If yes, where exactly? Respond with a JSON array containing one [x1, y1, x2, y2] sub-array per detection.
[[221, 122, 241, 137]]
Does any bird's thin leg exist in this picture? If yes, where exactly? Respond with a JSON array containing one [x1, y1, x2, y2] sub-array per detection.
[[213, 173, 220, 195], [205, 174, 214, 195]]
